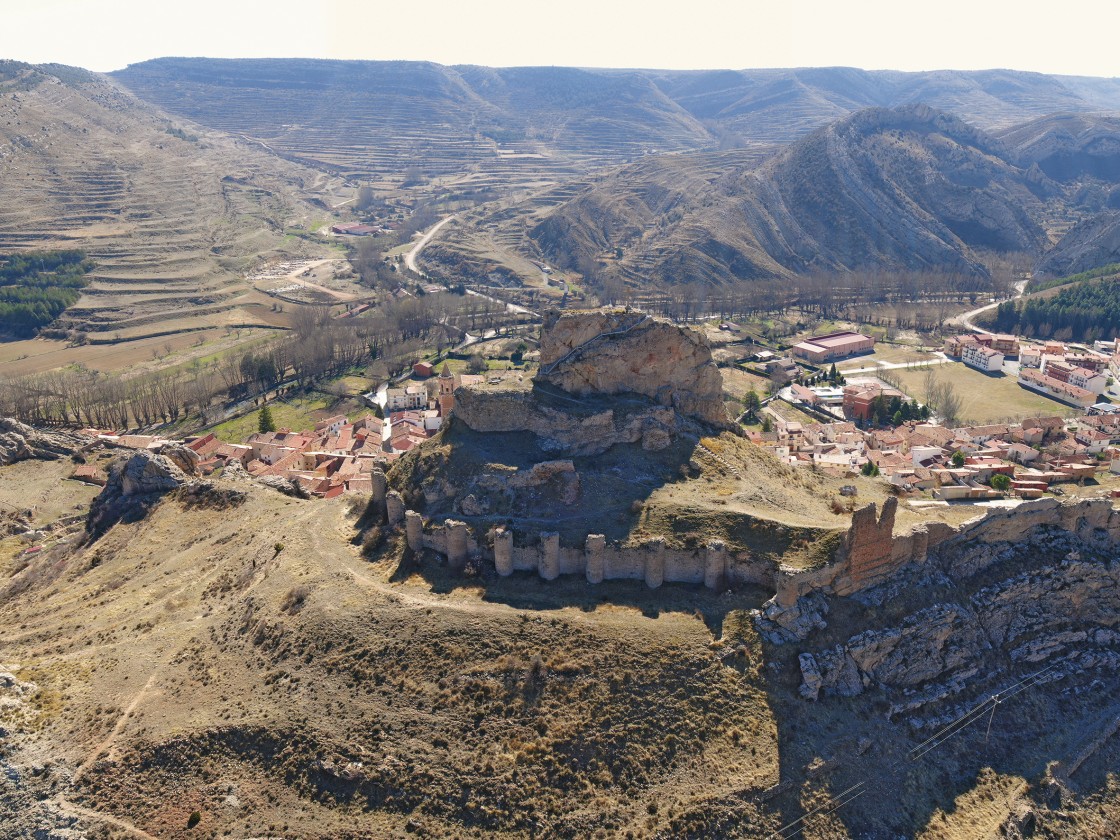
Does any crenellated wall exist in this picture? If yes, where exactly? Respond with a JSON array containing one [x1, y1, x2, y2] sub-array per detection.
[[378, 497, 772, 590], [369, 477, 1120, 606]]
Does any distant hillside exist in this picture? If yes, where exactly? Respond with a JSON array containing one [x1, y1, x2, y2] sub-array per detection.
[[999, 112, 1120, 186], [437, 105, 1048, 286], [112, 58, 715, 189], [1037, 210, 1120, 277], [0, 60, 340, 340], [112, 59, 1120, 185]]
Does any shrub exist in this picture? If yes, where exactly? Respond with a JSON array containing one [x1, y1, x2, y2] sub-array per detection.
[[362, 526, 384, 555], [187, 811, 201, 829], [280, 585, 310, 614]]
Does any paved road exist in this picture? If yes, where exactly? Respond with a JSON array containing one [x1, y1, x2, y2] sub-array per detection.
[[404, 213, 540, 317], [947, 279, 1029, 333]]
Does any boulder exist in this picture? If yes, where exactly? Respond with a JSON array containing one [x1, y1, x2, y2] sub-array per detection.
[[257, 475, 311, 499], [153, 442, 200, 476], [798, 653, 823, 701], [86, 450, 190, 538]]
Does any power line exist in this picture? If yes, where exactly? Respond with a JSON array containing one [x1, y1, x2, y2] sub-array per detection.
[[767, 662, 1063, 840]]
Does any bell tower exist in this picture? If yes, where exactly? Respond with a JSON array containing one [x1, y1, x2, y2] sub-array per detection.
[[438, 362, 455, 421]]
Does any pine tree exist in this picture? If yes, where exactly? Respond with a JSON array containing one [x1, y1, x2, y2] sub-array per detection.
[[258, 405, 276, 433], [743, 388, 761, 418]]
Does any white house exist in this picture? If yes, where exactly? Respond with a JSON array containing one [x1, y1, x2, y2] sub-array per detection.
[[385, 385, 427, 411], [962, 343, 1004, 372]]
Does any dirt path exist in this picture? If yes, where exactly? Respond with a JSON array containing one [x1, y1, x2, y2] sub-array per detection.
[[50, 796, 162, 840], [72, 669, 161, 783], [250, 257, 358, 302]]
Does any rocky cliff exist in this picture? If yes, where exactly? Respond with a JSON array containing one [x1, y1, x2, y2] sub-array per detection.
[[0, 417, 83, 466], [533, 310, 730, 429], [763, 497, 1120, 723], [451, 386, 685, 458]]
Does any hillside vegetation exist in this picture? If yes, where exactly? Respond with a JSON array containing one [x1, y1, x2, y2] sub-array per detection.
[[0, 250, 92, 337], [0, 60, 342, 343]]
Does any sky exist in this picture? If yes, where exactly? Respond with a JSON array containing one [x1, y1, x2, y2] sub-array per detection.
[[3, 0, 1119, 77]]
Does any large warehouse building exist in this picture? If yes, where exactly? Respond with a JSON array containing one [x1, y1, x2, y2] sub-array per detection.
[[791, 330, 875, 363]]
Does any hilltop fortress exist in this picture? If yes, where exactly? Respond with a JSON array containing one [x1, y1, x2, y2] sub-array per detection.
[[372, 310, 1120, 718]]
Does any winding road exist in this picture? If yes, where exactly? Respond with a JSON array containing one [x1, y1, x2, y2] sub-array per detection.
[[404, 213, 457, 275], [947, 279, 1029, 334], [404, 214, 539, 317]]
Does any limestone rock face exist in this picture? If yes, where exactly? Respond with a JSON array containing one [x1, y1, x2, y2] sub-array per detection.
[[453, 387, 683, 458], [798, 539, 1120, 703], [534, 310, 730, 429], [0, 418, 83, 466], [257, 474, 312, 499], [86, 450, 190, 537], [154, 442, 200, 476]]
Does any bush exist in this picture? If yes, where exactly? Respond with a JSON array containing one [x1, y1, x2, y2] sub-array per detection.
[[362, 526, 385, 555], [187, 811, 201, 829]]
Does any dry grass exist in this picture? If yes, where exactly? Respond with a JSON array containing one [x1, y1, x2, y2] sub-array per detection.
[[836, 343, 938, 371], [891, 363, 1081, 424], [0, 481, 784, 838]]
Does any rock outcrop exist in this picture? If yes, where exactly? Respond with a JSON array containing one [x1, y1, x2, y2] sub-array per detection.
[[534, 310, 730, 429], [0, 418, 83, 466], [86, 449, 193, 538], [781, 499, 1120, 714], [449, 309, 731, 457], [452, 386, 683, 457], [257, 474, 312, 499]]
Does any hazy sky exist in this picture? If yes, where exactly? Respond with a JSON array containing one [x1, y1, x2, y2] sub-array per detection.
[[4, 0, 1119, 77]]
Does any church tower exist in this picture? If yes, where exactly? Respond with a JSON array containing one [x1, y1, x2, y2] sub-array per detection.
[[438, 362, 456, 421]]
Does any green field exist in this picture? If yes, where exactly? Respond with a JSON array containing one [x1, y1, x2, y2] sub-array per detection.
[[891, 363, 1080, 424], [765, 398, 821, 425], [206, 393, 369, 442]]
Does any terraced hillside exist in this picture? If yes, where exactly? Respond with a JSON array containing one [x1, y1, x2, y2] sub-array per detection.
[[113, 59, 1120, 192], [0, 61, 342, 345], [113, 59, 716, 194], [651, 66, 1120, 140], [999, 112, 1120, 186]]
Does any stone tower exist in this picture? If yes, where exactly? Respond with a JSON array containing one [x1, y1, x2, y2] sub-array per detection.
[[438, 362, 455, 421]]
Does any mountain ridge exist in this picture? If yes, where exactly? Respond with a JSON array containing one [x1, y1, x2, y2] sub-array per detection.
[[111, 58, 1120, 184]]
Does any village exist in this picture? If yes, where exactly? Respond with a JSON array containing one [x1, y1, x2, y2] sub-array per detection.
[[65, 362, 504, 498], [739, 326, 1120, 501], [56, 319, 1120, 508]]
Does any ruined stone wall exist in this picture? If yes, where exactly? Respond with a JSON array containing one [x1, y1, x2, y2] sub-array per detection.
[[833, 496, 898, 595], [388, 506, 767, 590], [764, 497, 1120, 644]]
